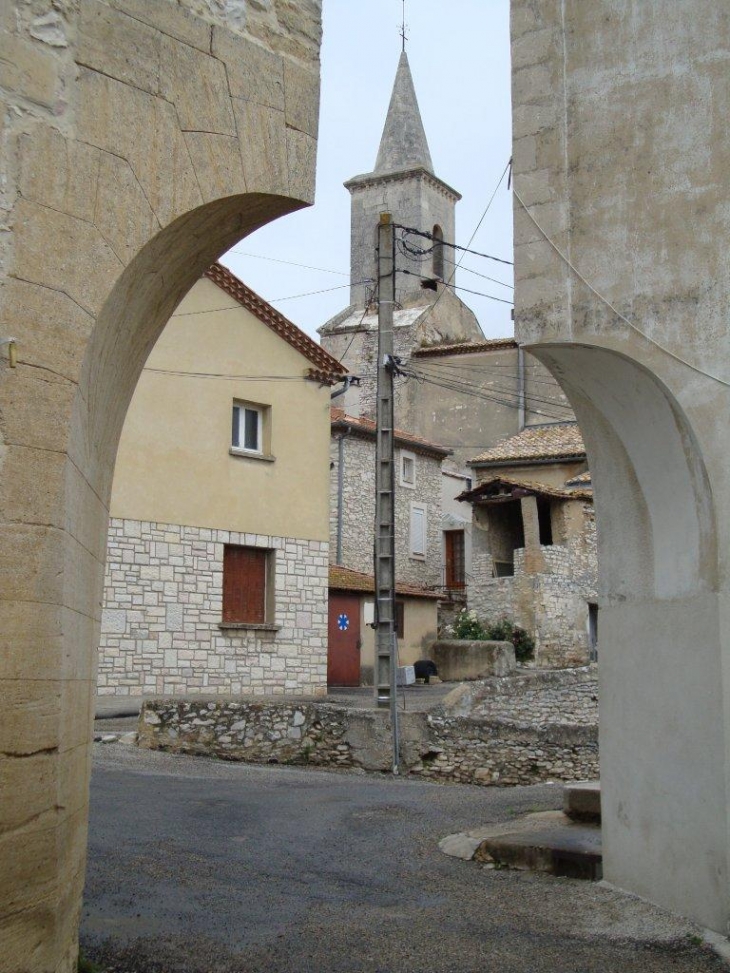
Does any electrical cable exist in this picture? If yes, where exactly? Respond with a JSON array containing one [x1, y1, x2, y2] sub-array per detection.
[[404, 360, 573, 414], [143, 368, 320, 382], [400, 364, 573, 422], [397, 269, 513, 306], [512, 183, 730, 388], [395, 225, 513, 267], [398, 158, 514, 340], [225, 250, 349, 276]]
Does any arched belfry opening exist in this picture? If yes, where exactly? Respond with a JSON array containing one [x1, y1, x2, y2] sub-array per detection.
[[432, 224, 445, 280]]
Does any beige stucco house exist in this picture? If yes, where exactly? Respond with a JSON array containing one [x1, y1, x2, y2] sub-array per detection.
[[98, 264, 346, 697]]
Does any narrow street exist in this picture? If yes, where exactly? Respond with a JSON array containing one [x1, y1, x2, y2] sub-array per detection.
[[82, 745, 723, 973]]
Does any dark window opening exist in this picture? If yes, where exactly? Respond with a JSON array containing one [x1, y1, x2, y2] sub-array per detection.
[[444, 530, 466, 589], [588, 603, 599, 661], [223, 545, 269, 623], [395, 600, 405, 640], [537, 498, 554, 546], [486, 500, 524, 577], [432, 225, 444, 280]]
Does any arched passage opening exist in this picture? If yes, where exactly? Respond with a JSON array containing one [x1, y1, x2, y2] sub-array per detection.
[[22, 192, 308, 972], [527, 341, 727, 931]]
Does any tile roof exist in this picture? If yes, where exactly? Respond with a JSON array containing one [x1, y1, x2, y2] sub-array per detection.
[[331, 408, 452, 458], [329, 564, 442, 599], [469, 422, 585, 466], [565, 470, 592, 487], [205, 263, 348, 384], [457, 475, 592, 504], [412, 338, 518, 358]]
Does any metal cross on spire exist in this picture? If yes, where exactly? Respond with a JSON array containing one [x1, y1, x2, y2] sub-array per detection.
[[399, 0, 409, 51]]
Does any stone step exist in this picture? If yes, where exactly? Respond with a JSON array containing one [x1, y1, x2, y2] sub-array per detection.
[[564, 780, 601, 823], [476, 823, 602, 880]]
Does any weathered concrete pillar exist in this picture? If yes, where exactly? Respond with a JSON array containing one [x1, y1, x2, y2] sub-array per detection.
[[0, 2, 322, 969], [511, 0, 730, 933], [519, 494, 546, 574]]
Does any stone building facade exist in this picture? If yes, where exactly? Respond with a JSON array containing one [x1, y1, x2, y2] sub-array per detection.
[[100, 520, 328, 697], [330, 408, 446, 590], [99, 266, 344, 698], [461, 423, 598, 668]]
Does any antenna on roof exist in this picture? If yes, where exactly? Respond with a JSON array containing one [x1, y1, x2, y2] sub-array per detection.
[[399, 0, 409, 51]]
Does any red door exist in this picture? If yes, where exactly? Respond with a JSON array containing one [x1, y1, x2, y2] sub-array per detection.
[[328, 593, 361, 686]]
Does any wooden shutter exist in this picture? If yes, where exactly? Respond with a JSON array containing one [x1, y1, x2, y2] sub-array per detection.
[[223, 545, 267, 623], [445, 530, 465, 589], [410, 504, 426, 556]]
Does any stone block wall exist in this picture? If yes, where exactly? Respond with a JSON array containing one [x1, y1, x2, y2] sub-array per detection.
[[329, 433, 442, 588], [99, 518, 328, 696]]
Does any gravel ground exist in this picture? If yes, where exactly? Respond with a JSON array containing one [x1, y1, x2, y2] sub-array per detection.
[[82, 744, 726, 973]]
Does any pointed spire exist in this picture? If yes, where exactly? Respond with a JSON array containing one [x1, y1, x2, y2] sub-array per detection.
[[374, 51, 433, 175]]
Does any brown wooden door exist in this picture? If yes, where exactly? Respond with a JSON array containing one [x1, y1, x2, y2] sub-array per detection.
[[328, 593, 361, 686]]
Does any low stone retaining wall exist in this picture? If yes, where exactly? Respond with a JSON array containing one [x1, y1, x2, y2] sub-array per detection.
[[444, 665, 598, 725], [427, 640, 516, 681], [139, 692, 598, 787], [411, 717, 597, 786]]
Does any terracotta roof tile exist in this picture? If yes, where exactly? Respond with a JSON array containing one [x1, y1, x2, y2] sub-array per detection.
[[205, 263, 347, 384], [331, 408, 451, 458], [457, 475, 592, 504], [565, 470, 592, 487], [412, 338, 517, 358], [329, 564, 442, 599], [470, 422, 585, 466]]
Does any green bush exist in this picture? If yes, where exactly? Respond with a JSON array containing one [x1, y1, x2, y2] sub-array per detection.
[[449, 611, 535, 663], [450, 609, 487, 640]]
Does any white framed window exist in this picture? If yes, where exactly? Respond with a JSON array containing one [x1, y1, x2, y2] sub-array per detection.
[[232, 401, 265, 455], [400, 449, 416, 488], [410, 502, 427, 559]]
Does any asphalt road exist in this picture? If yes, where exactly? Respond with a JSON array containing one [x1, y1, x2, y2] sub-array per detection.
[[82, 744, 725, 973]]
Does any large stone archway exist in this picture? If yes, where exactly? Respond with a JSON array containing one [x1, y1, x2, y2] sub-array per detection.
[[512, 0, 730, 932], [0, 2, 322, 969]]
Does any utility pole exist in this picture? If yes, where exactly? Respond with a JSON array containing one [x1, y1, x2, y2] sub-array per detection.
[[373, 212, 400, 774]]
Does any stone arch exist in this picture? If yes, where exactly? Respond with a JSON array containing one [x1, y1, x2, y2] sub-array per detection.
[[0, 2, 323, 968], [530, 343, 717, 602], [528, 341, 727, 931]]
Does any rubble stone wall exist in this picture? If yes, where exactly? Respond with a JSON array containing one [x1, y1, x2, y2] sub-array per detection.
[[139, 684, 598, 787], [329, 433, 443, 588], [445, 666, 599, 726], [99, 518, 328, 696]]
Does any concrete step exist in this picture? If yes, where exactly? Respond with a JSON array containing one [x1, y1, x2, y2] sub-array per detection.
[[440, 809, 602, 881], [564, 780, 601, 823], [476, 823, 602, 880]]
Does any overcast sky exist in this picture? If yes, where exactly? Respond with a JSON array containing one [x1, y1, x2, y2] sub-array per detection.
[[222, 0, 513, 341]]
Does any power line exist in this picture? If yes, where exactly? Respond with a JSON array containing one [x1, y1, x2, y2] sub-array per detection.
[[225, 250, 349, 277], [512, 183, 730, 388], [404, 364, 574, 417], [403, 356, 569, 390], [401, 363, 573, 422], [460, 264, 514, 290], [397, 269, 514, 306], [269, 281, 372, 303], [395, 225, 514, 267], [401, 158, 514, 340], [143, 368, 319, 382]]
